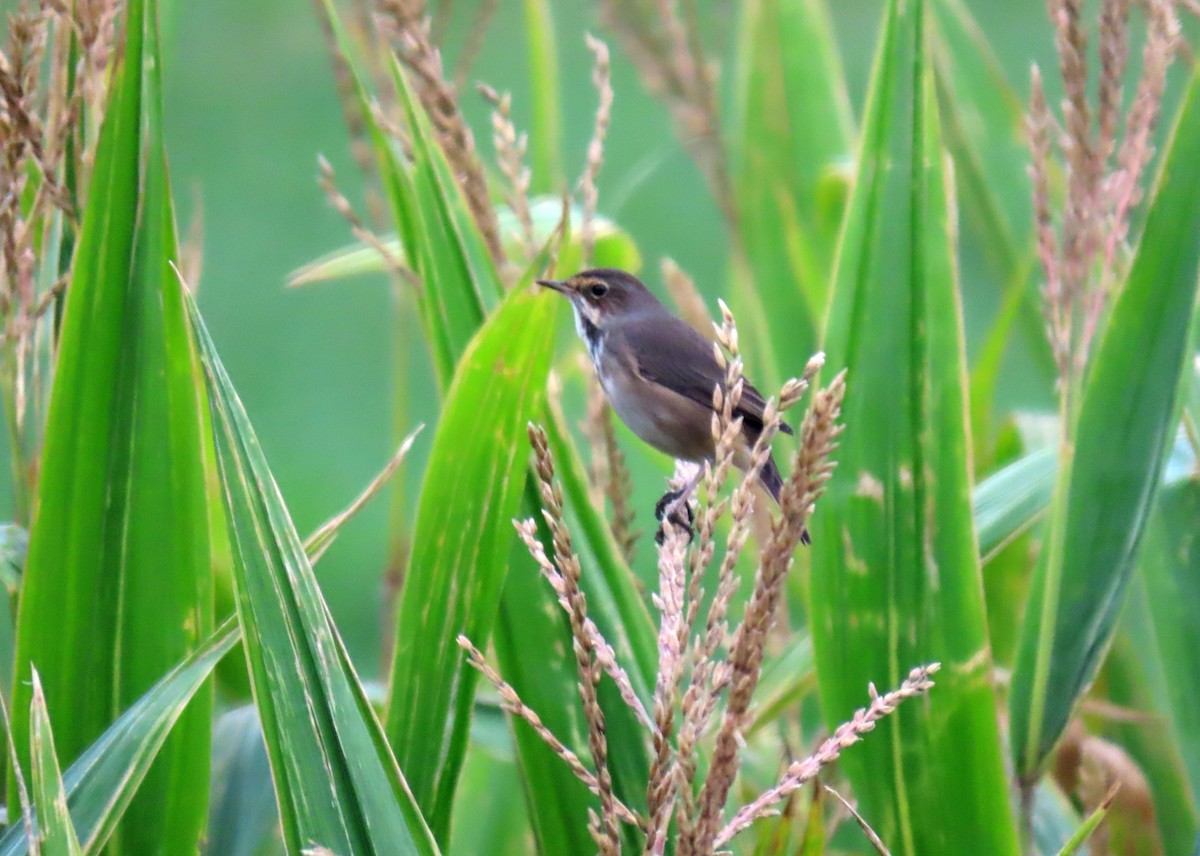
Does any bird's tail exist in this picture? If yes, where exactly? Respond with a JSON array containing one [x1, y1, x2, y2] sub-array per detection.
[[759, 454, 812, 545], [760, 454, 784, 505]]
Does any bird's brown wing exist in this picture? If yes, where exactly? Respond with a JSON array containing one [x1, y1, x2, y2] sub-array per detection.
[[618, 315, 794, 436]]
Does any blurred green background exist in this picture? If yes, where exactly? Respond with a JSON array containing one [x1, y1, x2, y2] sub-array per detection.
[[4, 0, 1181, 677]]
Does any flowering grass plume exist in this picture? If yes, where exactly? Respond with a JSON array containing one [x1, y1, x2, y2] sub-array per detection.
[[461, 307, 939, 853]]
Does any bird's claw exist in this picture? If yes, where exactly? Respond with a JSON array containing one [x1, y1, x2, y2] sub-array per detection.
[[654, 489, 695, 545], [654, 489, 680, 522]]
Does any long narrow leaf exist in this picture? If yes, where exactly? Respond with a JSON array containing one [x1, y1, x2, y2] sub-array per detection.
[[9, 1, 213, 851], [810, 0, 1019, 850], [385, 284, 555, 843], [204, 705, 280, 856], [930, 0, 1057, 449], [0, 620, 238, 856], [973, 434, 1196, 564], [522, 0, 562, 193], [492, 528, 597, 855], [1131, 477, 1200, 819], [185, 290, 438, 855], [1103, 620, 1198, 852], [1010, 65, 1200, 781], [730, 0, 853, 386], [314, 7, 655, 846], [28, 671, 82, 856]]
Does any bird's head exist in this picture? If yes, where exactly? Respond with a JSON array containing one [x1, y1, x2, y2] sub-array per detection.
[[537, 268, 660, 336]]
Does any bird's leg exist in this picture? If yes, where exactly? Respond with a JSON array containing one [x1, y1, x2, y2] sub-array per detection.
[[655, 464, 702, 545]]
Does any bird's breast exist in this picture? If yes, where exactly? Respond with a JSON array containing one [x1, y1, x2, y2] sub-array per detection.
[[597, 359, 714, 462]]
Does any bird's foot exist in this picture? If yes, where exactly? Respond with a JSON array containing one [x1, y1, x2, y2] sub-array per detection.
[[654, 488, 695, 545], [654, 488, 681, 522]]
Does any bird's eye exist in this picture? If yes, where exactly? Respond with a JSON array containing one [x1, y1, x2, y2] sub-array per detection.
[[589, 283, 609, 298]]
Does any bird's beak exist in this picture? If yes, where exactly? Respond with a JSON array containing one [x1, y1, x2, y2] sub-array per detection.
[[537, 278, 571, 295]]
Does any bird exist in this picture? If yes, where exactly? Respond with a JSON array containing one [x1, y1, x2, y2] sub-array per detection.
[[537, 268, 803, 542]]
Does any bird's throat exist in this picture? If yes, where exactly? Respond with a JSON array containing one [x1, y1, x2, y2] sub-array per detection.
[[573, 305, 604, 366]]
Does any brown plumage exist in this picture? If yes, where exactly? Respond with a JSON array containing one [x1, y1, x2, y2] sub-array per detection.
[[538, 269, 796, 520]]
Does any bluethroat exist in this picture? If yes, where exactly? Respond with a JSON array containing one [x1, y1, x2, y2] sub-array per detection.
[[538, 268, 803, 542]]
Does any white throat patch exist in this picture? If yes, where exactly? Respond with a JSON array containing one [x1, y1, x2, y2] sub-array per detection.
[[571, 301, 605, 366]]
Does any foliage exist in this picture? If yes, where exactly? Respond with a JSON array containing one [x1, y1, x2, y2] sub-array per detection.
[[0, 0, 1197, 854]]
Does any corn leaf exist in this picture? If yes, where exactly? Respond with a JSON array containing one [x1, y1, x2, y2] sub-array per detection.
[[930, 0, 1057, 450], [492, 526, 597, 855], [810, 0, 1019, 850], [1010, 65, 1200, 782], [28, 670, 82, 856], [204, 706, 280, 856], [731, 0, 853, 386], [973, 433, 1196, 564], [974, 447, 1056, 562], [385, 284, 555, 843], [522, 0, 562, 192], [9, 1, 213, 852], [185, 290, 439, 856], [0, 620, 238, 856], [288, 201, 639, 288], [1129, 478, 1200, 824], [1031, 782, 1084, 856], [314, 7, 655, 846], [1103, 619, 1198, 852]]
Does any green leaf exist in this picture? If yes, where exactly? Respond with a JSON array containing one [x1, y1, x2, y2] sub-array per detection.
[[0, 620, 238, 856], [314, 7, 655, 845], [491, 529, 596, 856], [1103, 616, 1198, 852], [1010, 64, 1200, 782], [730, 0, 854, 387], [385, 283, 555, 843], [1131, 477, 1200, 829], [748, 633, 814, 735], [1031, 781, 1085, 856], [810, 0, 1019, 851], [522, 0, 562, 193], [1055, 786, 1118, 856], [204, 705, 280, 856], [974, 447, 1056, 563], [313, 0, 500, 387], [29, 670, 82, 856], [973, 434, 1196, 565], [9, 1, 213, 852], [288, 201, 640, 289], [386, 55, 503, 382], [448, 730, 528, 856], [185, 289, 439, 856], [929, 0, 1057, 452]]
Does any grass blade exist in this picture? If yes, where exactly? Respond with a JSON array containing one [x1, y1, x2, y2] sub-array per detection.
[[204, 706, 280, 856], [810, 0, 1019, 850], [1103, 617, 1198, 852], [1054, 784, 1119, 856], [492, 531, 597, 855], [9, 1, 213, 851], [973, 433, 1195, 565], [29, 670, 82, 856], [312, 8, 654, 844], [288, 201, 639, 289], [0, 620, 238, 856], [522, 0, 562, 193], [974, 447, 1056, 563], [731, 0, 853, 384], [385, 284, 556, 843], [1131, 477, 1200, 822], [929, 0, 1057, 453], [185, 288, 438, 856], [1010, 64, 1200, 783]]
